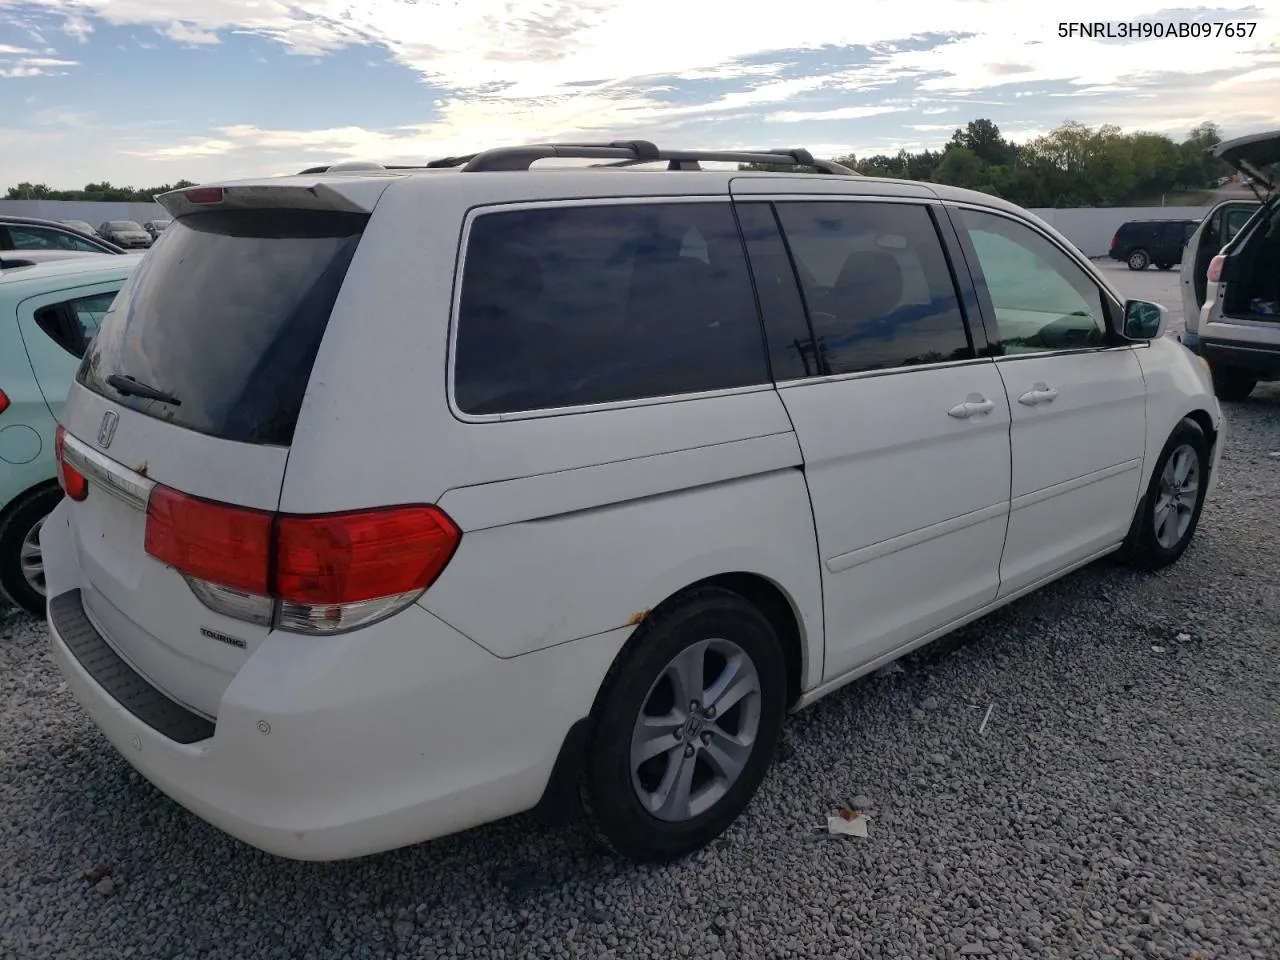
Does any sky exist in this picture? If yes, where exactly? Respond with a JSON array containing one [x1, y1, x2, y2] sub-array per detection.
[[0, 0, 1277, 190]]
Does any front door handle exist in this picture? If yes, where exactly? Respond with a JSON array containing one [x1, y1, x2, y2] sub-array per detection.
[[948, 395, 995, 419], [1018, 383, 1059, 406]]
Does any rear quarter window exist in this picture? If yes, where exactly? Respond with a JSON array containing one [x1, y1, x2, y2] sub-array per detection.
[[77, 208, 367, 445], [453, 202, 769, 416]]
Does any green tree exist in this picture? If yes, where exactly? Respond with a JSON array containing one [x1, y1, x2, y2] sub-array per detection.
[[4, 180, 196, 201]]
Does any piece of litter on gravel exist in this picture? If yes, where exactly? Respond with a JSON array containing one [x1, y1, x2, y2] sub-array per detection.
[[1151, 645, 1166, 654], [978, 703, 994, 735], [827, 811, 870, 837], [1175, 633, 1190, 643]]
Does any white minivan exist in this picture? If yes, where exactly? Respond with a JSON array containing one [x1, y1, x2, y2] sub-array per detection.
[[42, 142, 1223, 864]]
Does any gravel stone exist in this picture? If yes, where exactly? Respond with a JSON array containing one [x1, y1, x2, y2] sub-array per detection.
[[921, 695, 941, 711], [2, 386, 1278, 959]]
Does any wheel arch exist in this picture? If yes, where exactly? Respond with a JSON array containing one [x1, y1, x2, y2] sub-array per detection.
[[0, 477, 61, 532], [531, 570, 813, 828]]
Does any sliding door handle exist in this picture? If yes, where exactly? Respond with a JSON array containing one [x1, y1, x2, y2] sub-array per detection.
[[1018, 383, 1059, 406], [948, 396, 995, 419]]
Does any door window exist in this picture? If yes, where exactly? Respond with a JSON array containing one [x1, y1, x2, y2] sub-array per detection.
[[7, 225, 103, 252], [453, 202, 768, 415], [1224, 208, 1254, 245], [34, 290, 120, 359], [957, 208, 1110, 355], [771, 201, 972, 375], [35, 291, 119, 358]]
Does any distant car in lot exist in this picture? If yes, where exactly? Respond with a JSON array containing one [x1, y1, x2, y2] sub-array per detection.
[[143, 219, 171, 240], [41, 144, 1222, 866], [1108, 218, 1199, 271], [0, 254, 142, 614], [1181, 128, 1280, 400], [58, 220, 97, 236], [95, 220, 152, 249], [1, 215, 125, 255]]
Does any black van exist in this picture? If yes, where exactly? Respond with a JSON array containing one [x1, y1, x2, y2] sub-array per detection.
[[1108, 218, 1199, 271]]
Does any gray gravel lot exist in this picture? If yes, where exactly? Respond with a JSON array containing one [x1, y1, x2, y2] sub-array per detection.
[[2, 404, 1277, 954]]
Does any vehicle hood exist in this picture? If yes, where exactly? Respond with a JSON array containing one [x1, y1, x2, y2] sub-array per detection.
[[1214, 129, 1280, 191]]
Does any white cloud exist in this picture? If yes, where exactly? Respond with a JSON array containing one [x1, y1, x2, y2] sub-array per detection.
[[768, 105, 903, 123], [161, 21, 221, 45], [1, 0, 1277, 186]]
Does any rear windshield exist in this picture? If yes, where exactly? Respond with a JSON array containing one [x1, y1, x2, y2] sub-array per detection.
[[77, 208, 367, 446], [107, 221, 143, 231]]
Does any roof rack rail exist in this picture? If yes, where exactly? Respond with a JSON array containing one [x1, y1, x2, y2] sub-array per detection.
[[453, 141, 859, 174], [296, 142, 860, 177]]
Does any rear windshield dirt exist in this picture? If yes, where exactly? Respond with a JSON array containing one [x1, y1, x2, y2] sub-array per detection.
[[77, 208, 368, 446]]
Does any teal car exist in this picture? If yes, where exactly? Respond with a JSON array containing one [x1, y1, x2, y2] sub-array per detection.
[[0, 254, 143, 614]]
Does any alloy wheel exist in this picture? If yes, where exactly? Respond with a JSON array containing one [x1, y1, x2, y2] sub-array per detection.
[[629, 638, 762, 822]]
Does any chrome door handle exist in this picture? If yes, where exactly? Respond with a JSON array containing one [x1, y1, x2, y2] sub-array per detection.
[[1018, 383, 1059, 406], [948, 396, 995, 419]]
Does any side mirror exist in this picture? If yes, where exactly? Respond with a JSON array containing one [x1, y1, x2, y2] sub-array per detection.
[[1122, 299, 1168, 341]]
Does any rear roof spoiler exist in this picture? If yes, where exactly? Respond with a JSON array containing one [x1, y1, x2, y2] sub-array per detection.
[[156, 181, 386, 219]]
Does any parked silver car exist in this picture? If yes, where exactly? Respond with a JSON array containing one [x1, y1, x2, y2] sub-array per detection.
[[96, 220, 152, 249]]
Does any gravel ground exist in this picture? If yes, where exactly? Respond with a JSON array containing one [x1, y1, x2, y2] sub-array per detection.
[[1, 388, 1276, 960]]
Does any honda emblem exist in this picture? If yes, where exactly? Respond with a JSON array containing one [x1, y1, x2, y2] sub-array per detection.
[[97, 411, 119, 448]]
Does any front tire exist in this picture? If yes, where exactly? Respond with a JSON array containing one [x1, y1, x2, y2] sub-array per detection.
[[580, 587, 786, 862], [1119, 419, 1209, 571], [1209, 363, 1257, 402], [0, 485, 63, 616], [1127, 249, 1151, 270]]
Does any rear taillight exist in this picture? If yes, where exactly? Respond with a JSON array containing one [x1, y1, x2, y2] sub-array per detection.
[[144, 486, 272, 595], [0, 388, 9, 416], [1207, 254, 1226, 284], [144, 486, 460, 634], [54, 426, 88, 501], [1110, 234, 1117, 251]]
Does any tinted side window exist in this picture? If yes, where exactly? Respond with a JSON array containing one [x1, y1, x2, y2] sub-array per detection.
[[34, 291, 119, 359], [454, 202, 768, 415], [773, 201, 971, 375], [734, 202, 820, 380], [958, 208, 1108, 355]]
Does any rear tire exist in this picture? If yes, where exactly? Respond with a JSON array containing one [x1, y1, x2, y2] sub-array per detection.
[[1127, 249, 1151, 271], [579, 587, 786, 863], [0, 485, 63, 617], [1209, 363, 1257, 402], [1119, 419, 1209, 571]]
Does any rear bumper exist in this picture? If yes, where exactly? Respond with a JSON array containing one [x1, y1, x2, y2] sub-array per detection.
[[1199, 337, 1280, 378], [44, 509, 627, 860]]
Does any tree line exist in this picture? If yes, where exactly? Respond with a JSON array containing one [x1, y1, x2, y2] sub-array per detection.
[[3, 180, 196, 202], [3, 119, 1248, 208], [744, 119, 1243, 208]]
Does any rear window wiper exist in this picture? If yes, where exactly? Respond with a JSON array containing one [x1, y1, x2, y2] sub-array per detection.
[[106, 374, 182, 406]]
